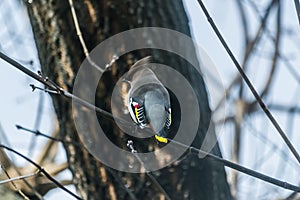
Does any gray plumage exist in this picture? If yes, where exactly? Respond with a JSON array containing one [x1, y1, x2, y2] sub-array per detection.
[[122, 56, 171, 137]]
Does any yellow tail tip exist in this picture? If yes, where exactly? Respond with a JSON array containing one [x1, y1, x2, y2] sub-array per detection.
[[155, 135, 168, 143]]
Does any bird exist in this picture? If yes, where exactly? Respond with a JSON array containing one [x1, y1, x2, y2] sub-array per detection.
[[121, 56, 172, 143]]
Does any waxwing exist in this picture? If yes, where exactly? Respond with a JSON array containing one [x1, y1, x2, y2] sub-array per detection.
[[122, 56, 172, 143]]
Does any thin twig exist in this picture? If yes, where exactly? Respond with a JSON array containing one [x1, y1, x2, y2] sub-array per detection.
[[0, 52, 58, 90], [168, 138, 300, 193], [0, 170, 39, 185], [196, 0, 300, 165], [268, 104, 300, 113], [0, 123, 44, 199], [284, 189, 299, 200], [16, 125, 83, 148], [2, 51, 300, 193], [245, 0, 300, 85], [239, 0, 277, 98], [127, 140, 171, 200], [0, 51, 133, 130], [1, 165, 30, 200], [214, 0, 277, 113], [258, 0, 281, 99], [245, 120, 299, 173], [294, 0, 300, 25], [68, 0, 113, 72], [0, 144, 83, 200], [235, 0, 249, 46], [17, 125, 139, 200]]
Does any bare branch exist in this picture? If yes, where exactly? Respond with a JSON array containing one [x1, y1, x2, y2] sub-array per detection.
[[0, 124, 44, 199], [247, 0, 300, 85], [16, 126, 139, 199], [294, 0, 300, 25], [1, 165, 31, 200], [235, 0, 250, 46], [2, 43, 300, 196], [67, 0, 118, 72], [0, 144, 83, 200], [16, 124, 84, 148], [259, 1, 281, 99], [127, 140, 171, 200], [238, 0, 277, 98], [196, 0, 300, 165], [168, 138, 300, 193], [0, 170, 39, 186]]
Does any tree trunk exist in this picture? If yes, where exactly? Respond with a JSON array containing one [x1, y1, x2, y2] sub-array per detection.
[[26, 0, 232, 199]]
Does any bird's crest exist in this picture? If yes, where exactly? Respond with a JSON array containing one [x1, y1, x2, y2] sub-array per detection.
[[130, 56, 152, 69]]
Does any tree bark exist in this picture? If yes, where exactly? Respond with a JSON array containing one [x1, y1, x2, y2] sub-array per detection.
[[26, 0, 232, 199]]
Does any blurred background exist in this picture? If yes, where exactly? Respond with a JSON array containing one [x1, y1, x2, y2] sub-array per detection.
[[0, 0, 299, 199]]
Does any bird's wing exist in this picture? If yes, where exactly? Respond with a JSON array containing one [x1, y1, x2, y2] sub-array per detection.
[[124, 56, 152, 82], [119, 80, 131, 114]]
